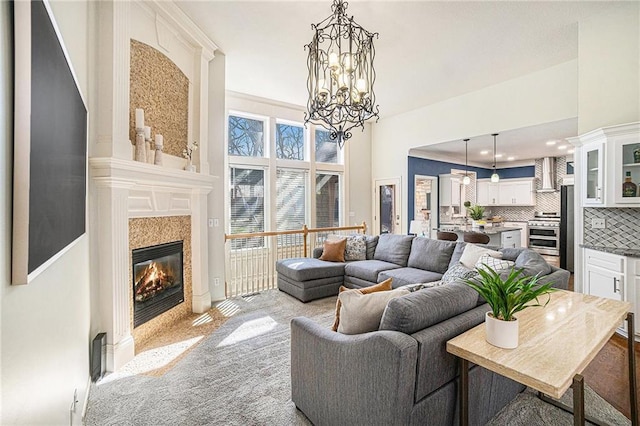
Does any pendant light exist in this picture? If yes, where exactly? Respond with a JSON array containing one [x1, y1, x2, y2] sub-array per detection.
[[462, 138, 471, 185], [490, 133, 500, 183]]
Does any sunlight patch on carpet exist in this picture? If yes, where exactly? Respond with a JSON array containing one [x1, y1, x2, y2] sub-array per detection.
[[218, 316, 277, 347], [98, 336, 203, 384], [217, 299, 241, 317]]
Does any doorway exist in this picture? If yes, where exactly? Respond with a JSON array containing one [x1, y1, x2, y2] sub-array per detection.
[[414, 175, 438, 238], [374, 178, 401, 235]]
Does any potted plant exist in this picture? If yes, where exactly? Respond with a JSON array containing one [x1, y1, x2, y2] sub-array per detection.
[[467, 205, 485, 228], [464, 266, 556, 349]]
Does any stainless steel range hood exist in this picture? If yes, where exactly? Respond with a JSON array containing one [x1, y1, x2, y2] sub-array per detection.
[[537, 157, 558, 192]]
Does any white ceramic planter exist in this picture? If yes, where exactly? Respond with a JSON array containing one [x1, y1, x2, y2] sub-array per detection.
[[485, 311, 518, 349]]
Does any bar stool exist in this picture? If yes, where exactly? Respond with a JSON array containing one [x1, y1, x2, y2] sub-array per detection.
[[463, 232, 490, 244], [437, 231, 458, 241]]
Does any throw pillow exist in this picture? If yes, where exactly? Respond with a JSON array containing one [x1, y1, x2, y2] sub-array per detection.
[[319, 238, 347, 262], [515, 250, 552, 277], [475, 254, 515, 273], [441, 262, 477, 284], [331, 278, 393, 331], [459, 244, 502, 269], [344, 235, 367, 261], [337, 287, 410, 335]]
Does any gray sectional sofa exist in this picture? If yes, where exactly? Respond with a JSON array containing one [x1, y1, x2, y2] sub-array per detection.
[[287, 234, 571, 425], [277, 233, 569, 301]]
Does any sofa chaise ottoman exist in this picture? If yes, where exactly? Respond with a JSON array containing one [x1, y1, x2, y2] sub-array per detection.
[[275, 258, 345, 302]]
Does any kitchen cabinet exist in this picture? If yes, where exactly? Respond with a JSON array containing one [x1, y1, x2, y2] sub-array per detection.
[[500, 230, 521, 248], [439, 174, 462, 207], [571, 122, 640, 207], [503, 221, 527, 247], [476, 178, 534, 206], [583, 248, 639, 336], [477, 181, 499, 206]]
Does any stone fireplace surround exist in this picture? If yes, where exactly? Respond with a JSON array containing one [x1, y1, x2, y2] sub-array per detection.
[[90, 157, 214, 371]]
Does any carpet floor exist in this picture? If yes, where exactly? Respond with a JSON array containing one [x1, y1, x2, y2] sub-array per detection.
[[84, 290, 629, 425]]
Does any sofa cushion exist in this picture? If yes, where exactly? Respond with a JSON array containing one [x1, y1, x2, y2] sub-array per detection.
[[379, 283, 480, 335], [332, 278, 393, 331], [365, 235, 379, 260], [515, 249, 552, 277], [499, 247, 525, 262], [441, 263, 476, 285], [276, 258, 346, 281], [459, 244, 502, 269], [378, 268, 443, 288], [337, 287, 410, 334], [345, 260, 402, 283], [448, 242, 467, 269], [407, 237, 456, 274], [320, 238, 347, 262], [373, 234, 414, 266]]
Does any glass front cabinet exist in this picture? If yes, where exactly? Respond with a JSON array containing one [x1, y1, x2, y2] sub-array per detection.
[[574, 122, 640, 207]]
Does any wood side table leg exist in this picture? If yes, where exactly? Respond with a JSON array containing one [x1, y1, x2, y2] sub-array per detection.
[[572, 374, 585, 426], [627, 312, 637, 426], [460, 358, 468, 426]]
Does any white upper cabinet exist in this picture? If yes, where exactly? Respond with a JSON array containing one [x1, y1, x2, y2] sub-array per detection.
[[572, 122, 640, 207], [440, 174, 462, 207], [476, 178, 534, 206]]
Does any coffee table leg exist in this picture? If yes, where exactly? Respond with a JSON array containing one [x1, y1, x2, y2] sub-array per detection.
[[460, 358, 468, 426], [627, 312, 637, 426], [572, 374, 585, 426]]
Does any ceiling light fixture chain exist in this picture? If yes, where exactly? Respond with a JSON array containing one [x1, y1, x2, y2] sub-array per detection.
[[491, 133, 500, 183], [304, 0, 380, 149]]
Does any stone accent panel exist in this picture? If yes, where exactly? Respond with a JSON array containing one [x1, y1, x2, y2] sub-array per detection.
[[129, 39, 189, 158], [129, 216, 192, 349]]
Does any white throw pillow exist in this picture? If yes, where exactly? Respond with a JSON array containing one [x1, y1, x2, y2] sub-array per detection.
[[475, 254, 515, 273], [459, 244, 503, 269], [337, 288, 410, 334]]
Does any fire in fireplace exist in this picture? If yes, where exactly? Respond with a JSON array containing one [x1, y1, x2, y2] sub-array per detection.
[[132, 241, 184, 328]]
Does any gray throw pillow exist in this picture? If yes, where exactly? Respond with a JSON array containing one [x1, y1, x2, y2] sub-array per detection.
[[441, 262, 477, 284], [515, 249, 552, 277], [407, 237, 456, 274], [365, 235, 379, 260], [373, 234, 414, 266]]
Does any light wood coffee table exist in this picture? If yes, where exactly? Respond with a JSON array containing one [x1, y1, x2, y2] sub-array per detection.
[[447, 290, 637, 426]]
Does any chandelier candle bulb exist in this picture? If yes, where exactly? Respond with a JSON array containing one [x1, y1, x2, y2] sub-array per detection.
[[329, 51, 339, 69], [356, 78, 367, 93], [135, 108, 144, 129]]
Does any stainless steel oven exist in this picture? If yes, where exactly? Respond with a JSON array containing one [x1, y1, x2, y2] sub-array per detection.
[[527, 214, 560, 256]]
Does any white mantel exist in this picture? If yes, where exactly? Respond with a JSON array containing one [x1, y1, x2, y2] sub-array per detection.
[[90, 157, 216, 371]]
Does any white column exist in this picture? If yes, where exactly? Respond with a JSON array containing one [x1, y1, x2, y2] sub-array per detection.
[[94, 178, 135, 371], [191, 189, 212, 312]]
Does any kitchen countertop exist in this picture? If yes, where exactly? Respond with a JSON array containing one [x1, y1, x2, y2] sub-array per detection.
[[580, 244, 640, 258], [434, 226, 522, 235]]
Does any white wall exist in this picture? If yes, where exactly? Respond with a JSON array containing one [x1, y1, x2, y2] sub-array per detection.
[[372, 60, 578, 232], [1, 1, 92, 424], [577, 3, 640, 133], [345, 125, 373, 230]]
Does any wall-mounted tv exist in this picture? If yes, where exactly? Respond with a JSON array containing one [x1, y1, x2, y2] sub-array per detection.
[[12, 0, 88, 284]]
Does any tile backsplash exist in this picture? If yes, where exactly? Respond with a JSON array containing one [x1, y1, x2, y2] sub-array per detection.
[[583, 208, 640, 249]]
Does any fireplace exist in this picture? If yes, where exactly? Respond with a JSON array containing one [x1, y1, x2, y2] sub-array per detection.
[[132, 241, 184, 328]]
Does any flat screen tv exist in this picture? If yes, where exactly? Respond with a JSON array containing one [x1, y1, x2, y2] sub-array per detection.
[[12, 0, 88, 284]]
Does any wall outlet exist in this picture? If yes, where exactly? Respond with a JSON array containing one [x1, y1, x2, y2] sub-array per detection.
[[208, 219, 214, 228], [591, 218, 606, 229], [214, 218, 220, 227], [214, 277, 220, 286]]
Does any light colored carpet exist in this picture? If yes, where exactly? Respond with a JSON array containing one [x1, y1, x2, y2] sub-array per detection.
[[84, 290, 629, 425]]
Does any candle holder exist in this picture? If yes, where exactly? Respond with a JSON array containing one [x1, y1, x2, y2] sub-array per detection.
[[154, 141, 163, 166], [134, 128, 147, 163]]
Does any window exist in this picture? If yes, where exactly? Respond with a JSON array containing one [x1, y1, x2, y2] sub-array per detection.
[[229, 167, 265, 248], [228, 115, 265, 157], [276, 123, 304, 160], [276, 169, 307, 231], [316, 173, 341, 228], [315, 129, 338, 163]]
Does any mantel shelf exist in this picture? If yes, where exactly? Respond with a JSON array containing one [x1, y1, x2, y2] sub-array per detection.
[[89, 157, 217, 191]]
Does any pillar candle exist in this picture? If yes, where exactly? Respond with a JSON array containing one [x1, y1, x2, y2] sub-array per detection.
[[155, 134, 163, 147], [144, 126, 151, 140], [135, 108, 144, 129]]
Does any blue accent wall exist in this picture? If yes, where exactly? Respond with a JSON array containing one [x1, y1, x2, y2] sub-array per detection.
[[407, 156, 535, 232]]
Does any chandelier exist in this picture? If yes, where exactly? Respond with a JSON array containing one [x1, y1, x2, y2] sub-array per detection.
[[304, 0, 379, 148]]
